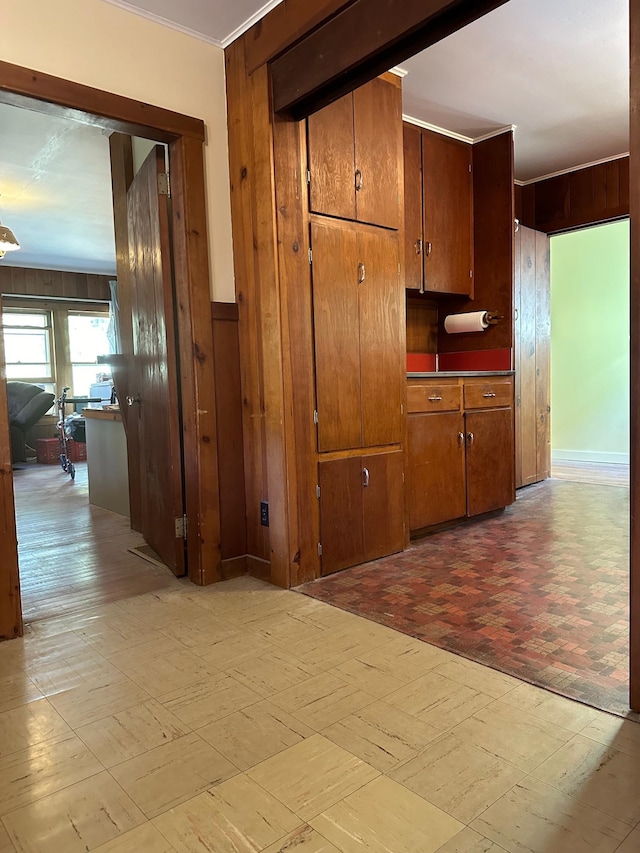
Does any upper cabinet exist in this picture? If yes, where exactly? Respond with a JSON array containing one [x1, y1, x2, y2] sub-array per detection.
[[307, 75, 402, 230], [402, 123, 474, 296]]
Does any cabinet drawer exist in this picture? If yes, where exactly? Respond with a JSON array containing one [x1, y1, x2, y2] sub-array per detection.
[[464, 378, 512, 410], [407, 384, 461, 413]]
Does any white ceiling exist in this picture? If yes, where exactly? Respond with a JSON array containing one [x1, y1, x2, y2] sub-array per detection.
[[0, 0, 629, 275]]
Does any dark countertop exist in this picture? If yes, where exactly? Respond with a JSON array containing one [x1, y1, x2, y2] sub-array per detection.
[[407, 370, 515, 378]]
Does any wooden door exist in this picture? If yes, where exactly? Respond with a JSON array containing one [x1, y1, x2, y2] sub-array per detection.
[[127, 146, 185, 576], [311, 221, 361, 451], [0, 300, 22, 639], [307, 92, 356, 221], [535, 231, 551, 480], [408, 412, 466, 529], [319, 456, 364, 575], [354, 76, 402, 229], [403, 123, 423, 291], [422, 131, 473, 295], [362, 449, 405, 562], [358, 228, 404, 447], [516, 226, 539, 486], [466, 408, 515, 517]]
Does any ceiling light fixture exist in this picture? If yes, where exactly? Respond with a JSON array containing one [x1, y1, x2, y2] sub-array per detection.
[[0, 222, 20, 260]]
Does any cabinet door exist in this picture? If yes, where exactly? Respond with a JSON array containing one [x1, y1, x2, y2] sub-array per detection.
[[408, 412, 466, 530], [362, 450, 405, 562], [319, 457, 364, 575], [466, 408, 515, 516], [403, 124, 423, 291], [354, 77, 402, 229], [422, 132, 473, 295], [308, 92, 356, 221], [311, 221, 361, 452], [358, 229, 404, 447]]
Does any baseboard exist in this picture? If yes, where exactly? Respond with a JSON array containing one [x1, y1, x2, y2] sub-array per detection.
[[552, 450, 630, 465], [246, 555, 271, 582], [220, 555, 248, 580]]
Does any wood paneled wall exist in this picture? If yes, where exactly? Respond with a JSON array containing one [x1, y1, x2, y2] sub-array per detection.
[[406, 296, 438, 354], [211, 303, 247, 564], [516, 156, 629, 235], [438, 131, 514, 354], [0, 266, 111, 300]]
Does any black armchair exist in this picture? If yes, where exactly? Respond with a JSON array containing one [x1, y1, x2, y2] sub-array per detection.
[[7, 382, 55, 463]]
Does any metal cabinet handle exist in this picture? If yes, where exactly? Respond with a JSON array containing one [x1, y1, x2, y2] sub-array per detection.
[[358, 263, 366, 284], [467, 432, 474, 446], [126, 395, 141, 406], [482, 392, 496, 398], [415, 239, 423, 255], [458, 432, 465, 446], [355, 169, 363, 192], [363, 467, 370, 487], [425, 241, 432, 257], [428, 395, 442, 402]]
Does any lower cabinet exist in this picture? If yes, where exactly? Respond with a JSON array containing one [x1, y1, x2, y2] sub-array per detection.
[[319, 449, 404, 575], [408, 375, 515, 532]]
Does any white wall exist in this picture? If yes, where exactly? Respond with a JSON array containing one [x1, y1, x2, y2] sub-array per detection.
[[3, 0, 235, 302]]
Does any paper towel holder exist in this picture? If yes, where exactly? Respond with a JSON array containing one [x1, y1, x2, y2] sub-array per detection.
[[485, 311, 503, 325]]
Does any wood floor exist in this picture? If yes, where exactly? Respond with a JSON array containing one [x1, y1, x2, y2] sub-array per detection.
[[551, 460, 630, 487], [12, 461, 182, 625]]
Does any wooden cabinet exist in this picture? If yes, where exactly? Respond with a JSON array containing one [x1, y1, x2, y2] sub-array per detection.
[[402, 123, 474, 296], [403, 123, 423, 291], [407, 375, 515, 532], [308, 75, 402, 230], [311, 219, 404, 452], [319, 450, 404, 575], [514, 225, 550, 488]]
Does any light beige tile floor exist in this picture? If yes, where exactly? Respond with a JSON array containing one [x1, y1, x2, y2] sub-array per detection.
[[0, 575, 638, 852]]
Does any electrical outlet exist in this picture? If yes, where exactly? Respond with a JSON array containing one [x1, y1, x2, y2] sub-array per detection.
[[260, 500, 269, 527]]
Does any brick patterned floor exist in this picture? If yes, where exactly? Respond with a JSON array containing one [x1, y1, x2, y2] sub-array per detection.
[[298, 478, 634, 717]]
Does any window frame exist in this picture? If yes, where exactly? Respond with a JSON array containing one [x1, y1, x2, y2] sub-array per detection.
[[1, 307, 56, 386]]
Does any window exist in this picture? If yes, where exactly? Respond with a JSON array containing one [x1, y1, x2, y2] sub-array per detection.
[[67, 312, 112, 397], [2, 309, 55, 398]]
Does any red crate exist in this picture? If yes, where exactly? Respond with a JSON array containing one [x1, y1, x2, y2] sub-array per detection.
[[36, 437, 61, 464], [66, 439, 87, 462]]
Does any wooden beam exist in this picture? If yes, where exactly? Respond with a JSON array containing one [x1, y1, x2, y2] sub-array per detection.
[[244, 0, 354, 72], [0, 61, 204, 142], [271, 0, 510, 117], [170, 135, 223, 585], [630, 0, 640, 713]]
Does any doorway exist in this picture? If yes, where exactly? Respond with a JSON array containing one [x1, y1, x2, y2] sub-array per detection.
[[0, 61, 221, 639]]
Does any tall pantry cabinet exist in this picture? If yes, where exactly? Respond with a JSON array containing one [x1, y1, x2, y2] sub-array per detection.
[[307, 73, 406, 575]]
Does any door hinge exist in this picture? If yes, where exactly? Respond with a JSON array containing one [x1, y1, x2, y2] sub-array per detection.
[[313, 409, 318, 425], [158, 172, 170, 197], [174, 514, 187, 539], [307, 169, 311, 185], [308, 247, 313, 264], [318, 543, 323, 556], [316, 484, 321, 499]]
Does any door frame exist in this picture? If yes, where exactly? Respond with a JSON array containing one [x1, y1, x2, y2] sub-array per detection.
[[0, 60, 223, 638]]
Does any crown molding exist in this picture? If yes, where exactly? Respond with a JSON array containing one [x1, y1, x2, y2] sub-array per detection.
[[403, 115, 515, 146], [221, 0, 286, 48]]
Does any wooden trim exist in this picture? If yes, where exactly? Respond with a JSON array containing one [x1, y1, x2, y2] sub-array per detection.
[[220, 555, 248, 580], [271, 0, 510, 117], [0, 61, 204, 142], [0, 297, 22, 639], [246, 555, 271, 581], [170, 135, 222, 585], [211, 302, 239, 322], [630, 0, 640, 712]]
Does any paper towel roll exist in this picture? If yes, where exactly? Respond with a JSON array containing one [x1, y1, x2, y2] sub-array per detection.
[[444, 311, 490, 334]]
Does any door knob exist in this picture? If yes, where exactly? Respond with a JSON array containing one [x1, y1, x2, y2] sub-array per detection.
[[126, 395, 141, 406]]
